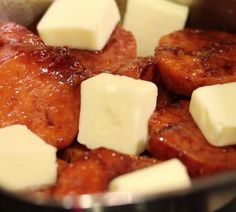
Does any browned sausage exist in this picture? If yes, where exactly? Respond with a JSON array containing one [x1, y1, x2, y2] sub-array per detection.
[[114, 56, 157, 81], [72, 25, 136, 74], [155, 29, 236, 96], [0, 22, 137, 149], [54, 148, 158, 198], [58, 143, 90, 163], [0, 44, 84, 149], [148, 100, 236, 178]]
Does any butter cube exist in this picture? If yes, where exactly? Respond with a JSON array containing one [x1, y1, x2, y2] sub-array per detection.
[[109, 159, 191, 194], [37, 0, 120, 50], [123, 0, 189, 56], [0, 125, 57, 191], [78, 73, 158, 155], [190, 82, 236, 147]]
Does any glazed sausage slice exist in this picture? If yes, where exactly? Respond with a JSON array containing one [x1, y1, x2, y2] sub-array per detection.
[[114, 56, 157, 81], [0, 44, 86, 150], [148, 100, 236, 178], [155, 29, 236, 96], [54, 148, 158, 198]]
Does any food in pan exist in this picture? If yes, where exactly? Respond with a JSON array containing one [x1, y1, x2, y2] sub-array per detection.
[[55, 147, 159, 198], [149, 100, 236, 178], [108, 159, 191, 194], [0, 21, 84, 149], [0, 0, 236, 202], [0, 20, 137, 149]]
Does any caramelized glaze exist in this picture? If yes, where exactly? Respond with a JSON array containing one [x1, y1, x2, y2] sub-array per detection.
[[156, 29, 236, 96]]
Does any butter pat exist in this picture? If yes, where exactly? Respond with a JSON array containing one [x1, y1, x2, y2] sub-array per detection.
[[0, 125, 57, 191], [123, 0, 189, 56], [190, 82, 236, 147], [37, 0, 120, 50], [109, 159, 191, 194], [78, 73, 157, 155]]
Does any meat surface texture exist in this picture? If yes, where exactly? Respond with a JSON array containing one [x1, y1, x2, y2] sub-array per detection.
[[72, 25, 136, 74], [114, 56, 157, 81], [148, 101, 236, 178], [54, 147, 158, 198], [0, 22, 137, 149], [155, 29, 236, 96], [0, 22, 87, 149]]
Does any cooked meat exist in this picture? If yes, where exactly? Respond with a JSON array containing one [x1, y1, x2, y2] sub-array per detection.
[[114, 56, 157, 81], [72, 25, 136, 74], [155, 29, 236, 96], [152, 69, 180, 110], [0, 22, 138, 149], [0, 34, 86, 149], [71, 26, 141, 81], [54, 148, 158, 198], [0, 21, 43, 46], [0, 21, 44, 64], [57, 159, 69, 177], [148, 100, 236, 178], [58, 143, 90, 163]]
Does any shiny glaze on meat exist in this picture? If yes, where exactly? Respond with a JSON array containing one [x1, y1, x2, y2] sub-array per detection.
[[0, 22, 88, 149], [155, 29, 236, 96], [0, 22, 138, 149], [114, 56, 157, 81], [0, 21, 43, 46], [58, 142, 90, 163], [54, 148, 158, 198], [148, 101, 236, 178], [72, 25, 136, 74]]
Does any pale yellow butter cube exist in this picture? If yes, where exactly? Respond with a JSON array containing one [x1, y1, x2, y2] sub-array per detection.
[[0, 125, 57, 191], [123, 0, 189, 56], [109, 159, 191, 194], [190, 82, 236, 147], [37, 0, 120, 50], [78, 73, 158, 155]]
